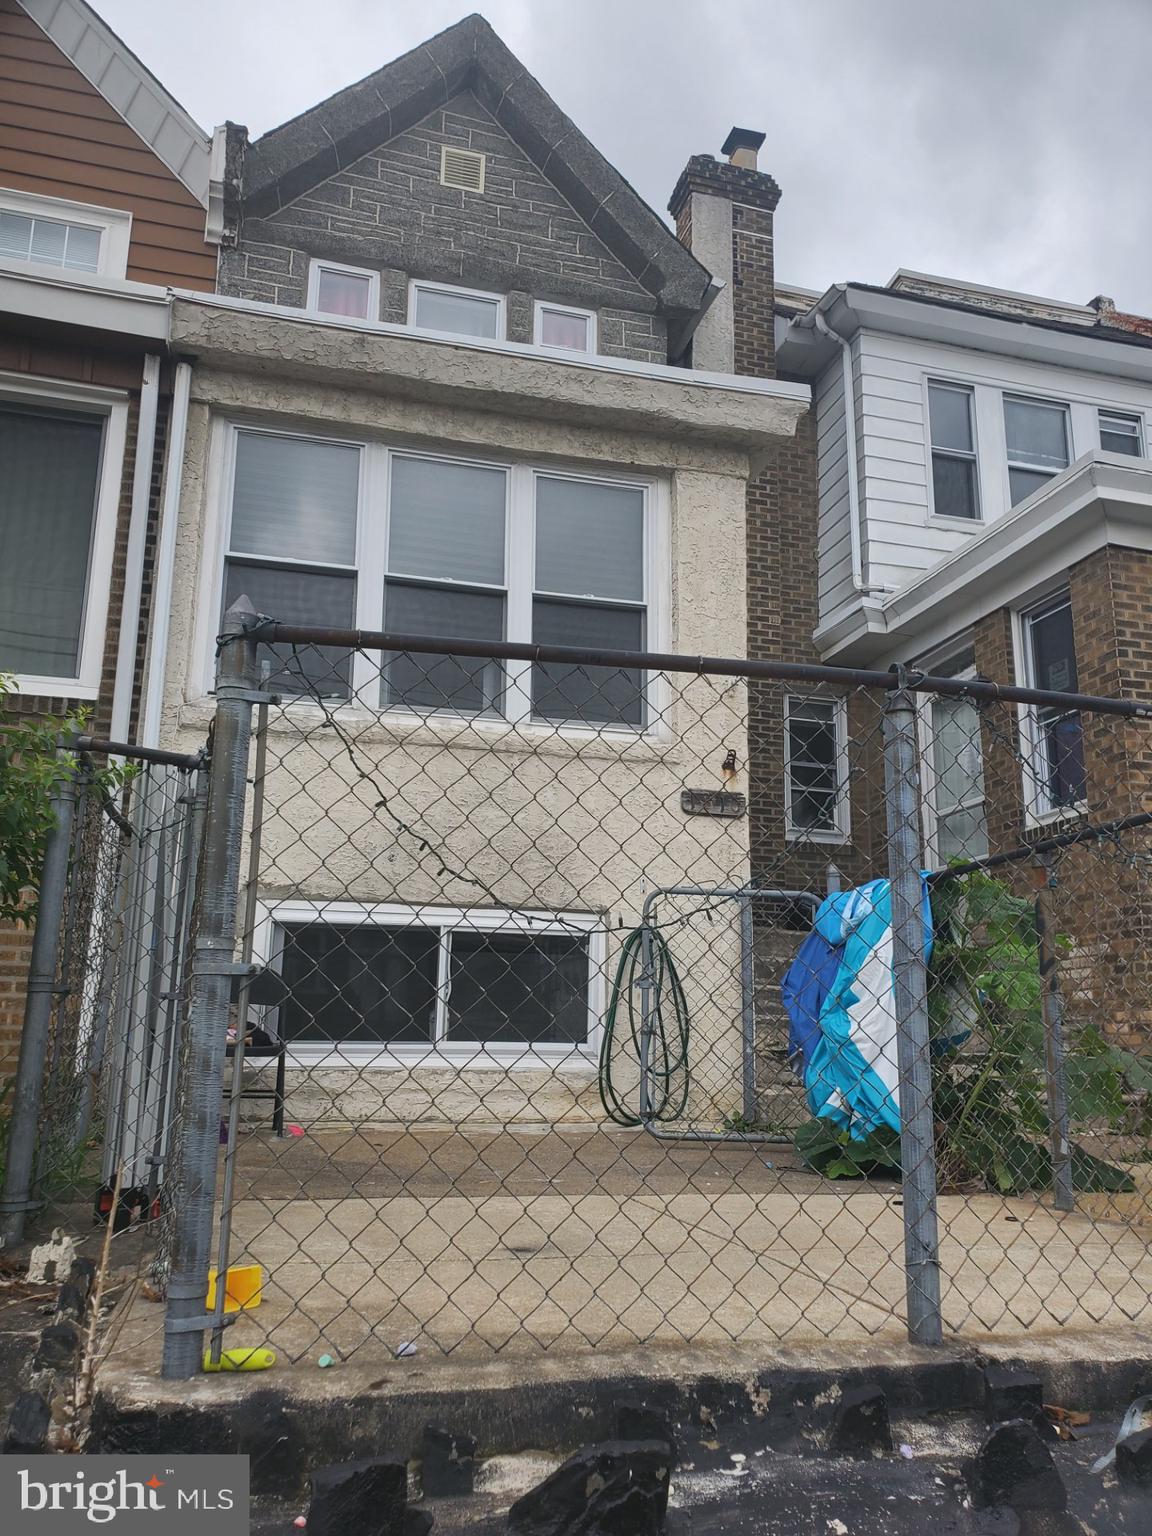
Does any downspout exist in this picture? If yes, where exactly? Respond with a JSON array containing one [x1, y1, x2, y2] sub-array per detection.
[[812, 309, 884, 596], [109, 353, 162, 743], [140, 360, 192, 748]]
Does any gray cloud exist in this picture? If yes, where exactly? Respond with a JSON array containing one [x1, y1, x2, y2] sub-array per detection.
[[100, 0, 1152, 309]]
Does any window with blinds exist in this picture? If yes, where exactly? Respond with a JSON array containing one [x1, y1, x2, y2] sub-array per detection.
[[217, 429, 656, 726]]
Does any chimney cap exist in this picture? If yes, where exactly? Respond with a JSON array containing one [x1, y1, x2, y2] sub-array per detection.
[[721, 126, 766, 159]]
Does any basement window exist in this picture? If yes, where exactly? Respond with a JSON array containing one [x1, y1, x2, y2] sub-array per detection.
[[784, 694, 850, 841], [258, 903, 603, 1064], [440, 145, 486, 193]]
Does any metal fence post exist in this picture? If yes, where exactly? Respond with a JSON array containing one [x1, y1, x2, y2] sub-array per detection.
[[0, 750, 80, 1247], [161, 599, 259, 1378], [1032, 856, 1075, 1213], [882, 675, 944, 1347]]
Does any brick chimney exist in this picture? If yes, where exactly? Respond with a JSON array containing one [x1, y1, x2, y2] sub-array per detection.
[[668, 128, 781, 377]]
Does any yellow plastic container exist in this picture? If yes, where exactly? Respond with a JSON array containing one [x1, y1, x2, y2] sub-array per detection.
[[202, 1346, 276, 1373], [205, 1264, 262, 1313]]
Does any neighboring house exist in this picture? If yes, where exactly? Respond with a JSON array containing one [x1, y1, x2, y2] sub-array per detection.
[[0, 0, 219, 1064], [771, 271, 1152, 1039], [149, 15, 809, 1121]]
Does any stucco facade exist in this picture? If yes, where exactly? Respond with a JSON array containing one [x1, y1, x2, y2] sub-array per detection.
[[156, 302, 807, 1125]]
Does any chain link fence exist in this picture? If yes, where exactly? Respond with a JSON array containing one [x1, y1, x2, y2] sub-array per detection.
[[0, 740, 205, 1253], [9, 616, 1152, 1379], [144, 611, 1152, 1375]]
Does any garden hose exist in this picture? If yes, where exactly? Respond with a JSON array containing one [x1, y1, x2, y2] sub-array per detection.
[[598, 926, 692, 1126]]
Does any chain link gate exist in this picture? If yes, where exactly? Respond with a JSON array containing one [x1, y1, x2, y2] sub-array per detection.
[[0, 737, 206, 1251], [142, 607, 1152, 1378]]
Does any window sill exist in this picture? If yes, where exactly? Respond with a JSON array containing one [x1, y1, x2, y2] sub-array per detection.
[[784, 827, 851, 845], [182, 694, 679, 758], [1025, 799, 1089, 831], [926, 515, 983, 533], [5, 675, 97, 702], [275, 1044, 599, 1072]]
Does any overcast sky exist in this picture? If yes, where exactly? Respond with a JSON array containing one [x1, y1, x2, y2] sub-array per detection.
[[100, 0, 1152, 312]]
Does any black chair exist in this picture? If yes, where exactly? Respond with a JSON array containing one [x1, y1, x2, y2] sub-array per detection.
[[226, 1024, 287, 1136]]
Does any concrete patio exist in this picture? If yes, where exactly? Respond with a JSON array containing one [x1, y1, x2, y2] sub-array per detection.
[[109, 1124, 1152, 1368]]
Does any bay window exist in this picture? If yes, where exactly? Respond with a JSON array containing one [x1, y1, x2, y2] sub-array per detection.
[[216, 426, 657, 727]]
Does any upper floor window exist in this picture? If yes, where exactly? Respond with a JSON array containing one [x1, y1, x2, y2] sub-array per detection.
[[0, 189, 131, 280], [928, 381, 979, 520], [535, 302, 596, 355], [216, 427, 656, 728], [307, 259, 378, 321], [1020, 591, 1086, 815], [1099, 408, 1143, 456], [0, 381, 127, 696], [410, 280, 504, 340], [1004, 395, 1070, 506]]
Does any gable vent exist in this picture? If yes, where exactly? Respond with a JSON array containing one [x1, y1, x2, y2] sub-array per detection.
[[440, 145, 486, 193]]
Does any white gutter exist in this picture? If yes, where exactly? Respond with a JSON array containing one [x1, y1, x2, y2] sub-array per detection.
[[109, 353, 162, 743], [811, 308, 885, 597], [140, 360, 191, 748]]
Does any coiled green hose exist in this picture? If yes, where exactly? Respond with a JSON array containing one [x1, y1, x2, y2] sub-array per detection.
[[597, 926, 692, 1126]]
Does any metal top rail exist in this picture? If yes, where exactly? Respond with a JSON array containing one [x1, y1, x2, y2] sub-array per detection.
[[239, 613, 1152, 721]]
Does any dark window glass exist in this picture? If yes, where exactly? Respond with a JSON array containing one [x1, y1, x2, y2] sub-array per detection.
[[1039, 711, 1086, 807], [1028, 598, 1085, 807], [446, 931, 590, 1045], [381, 582, 504, 712], [1029, 600, 1077, 694], [224, 559, 354, 700], [277, 924, 439, 1044], [931, 453, 979, 520], [531, 599, 645, 725], [1099, 411, 1142, 456], [787, 699, 841, 831]]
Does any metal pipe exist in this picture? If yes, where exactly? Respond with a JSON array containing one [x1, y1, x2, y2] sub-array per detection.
[[72, 735, 203, 770], [0, 754, 79, 1245], [883, 675, 943, 1347], [141, 359, 192, 748], [255, 622, 1151, 719], [740, 894, 757, 1125], [209, 686, 270, 1363], [930, 806, 1152, 883], [110, 353, 162, 745], [1032, 859, 1075, 1213], [162, 600, 258, 1378]]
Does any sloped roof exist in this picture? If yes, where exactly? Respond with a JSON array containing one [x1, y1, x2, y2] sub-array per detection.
[[244, 13, 712, 318], [19, 0, 211, 203]]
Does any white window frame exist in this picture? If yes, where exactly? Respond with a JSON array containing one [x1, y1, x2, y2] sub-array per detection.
[[534, 301, 597, 355], [0, 188, 132, 279], [783, 693, 850, 843], [913, 641, 988, 869], [251, 899, 607, 1069], [925, 379, 981, 524], [408, 279, 506, 341], [196, 420, 669, 735], [306, 258, 380, 322], [0, 371, 128, 698], [1098, 407, 1144, 457], [1003, 393, 1071, 507], [1014, 588, 1087, 824]]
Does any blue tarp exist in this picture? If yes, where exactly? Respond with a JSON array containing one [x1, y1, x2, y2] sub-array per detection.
[[781, 879, 933, 1140]]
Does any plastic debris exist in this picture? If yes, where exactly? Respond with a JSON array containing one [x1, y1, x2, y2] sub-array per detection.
[[293, 1518, 307, 1529], [1093, 1394, 1152, 1472], [287, 1125, 305, 1137], [201, 1346, 277, 1372], [899, 1444, 914, 1459], [394, 1340, 418, 1358], [26, 1230, 77, 1286], [318, 1354, 336, 1368]]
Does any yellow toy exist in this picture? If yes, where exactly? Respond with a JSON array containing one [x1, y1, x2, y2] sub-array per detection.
[[202, 1346, 276, 1372]]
